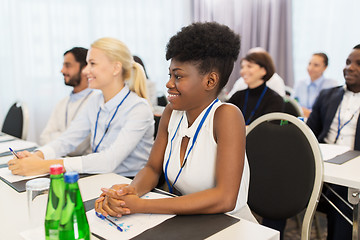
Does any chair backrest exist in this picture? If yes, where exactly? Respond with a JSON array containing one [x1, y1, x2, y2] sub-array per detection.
[[285, 85, 294, 97], [246, 112, 323, 240], [154, 115, 161, 139], [1, 102, 29, 139], [157, 94, 168, 107], [283, 95, 304, 117]]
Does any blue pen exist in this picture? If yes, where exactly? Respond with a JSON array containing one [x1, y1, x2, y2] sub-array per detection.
[[9, 148, 19, 159], [95, 212, 123, 232]]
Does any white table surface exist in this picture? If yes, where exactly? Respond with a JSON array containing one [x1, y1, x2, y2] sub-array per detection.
[[0, 170, 279, 240], [4, 135, 360, 239], [320, 143, 360, 189]]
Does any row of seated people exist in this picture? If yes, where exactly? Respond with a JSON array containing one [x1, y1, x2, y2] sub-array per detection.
[[226, 48, 339, 120], [7, 22, 255, 224], [225, 46, 359, 240], [6, 22, 360, 240]]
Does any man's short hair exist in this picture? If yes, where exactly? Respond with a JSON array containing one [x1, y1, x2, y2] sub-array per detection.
[[313, 52, 329, 67], [64, 47, 88, 69]]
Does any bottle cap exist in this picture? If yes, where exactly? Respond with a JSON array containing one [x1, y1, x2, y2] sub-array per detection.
[[50, 164, 64, 175], [64, 172, 79, 183]]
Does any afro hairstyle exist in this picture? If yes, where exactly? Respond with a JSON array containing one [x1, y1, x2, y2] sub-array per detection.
[[166, 22, 241, 93]]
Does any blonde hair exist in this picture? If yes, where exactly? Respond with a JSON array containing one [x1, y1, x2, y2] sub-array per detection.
[[91, 37, 148, 100]]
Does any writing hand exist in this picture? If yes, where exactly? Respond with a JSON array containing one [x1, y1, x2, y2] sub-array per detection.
[[17, 150, 34, 159], [8, 154, 49, 176]]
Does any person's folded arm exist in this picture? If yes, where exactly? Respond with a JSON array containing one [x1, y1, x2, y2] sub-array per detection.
[[95, 104, 172, 216]]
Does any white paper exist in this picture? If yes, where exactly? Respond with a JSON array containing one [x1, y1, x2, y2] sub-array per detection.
[[87, 191, 175, 240], [0, 139, 37, 154], [0, 135, 16, 142], [0, 155, 13, 165], [0, 167, 48, 183], [19, 226, 45, 240], [319, 143, 352, 161]]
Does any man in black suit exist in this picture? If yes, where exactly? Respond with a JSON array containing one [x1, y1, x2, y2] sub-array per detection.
[[307, 44, 360, 240]]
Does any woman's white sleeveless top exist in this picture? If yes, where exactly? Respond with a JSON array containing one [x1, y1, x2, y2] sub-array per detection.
[[163, 100, 249, 212]]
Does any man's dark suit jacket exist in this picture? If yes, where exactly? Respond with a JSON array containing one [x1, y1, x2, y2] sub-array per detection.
[[306, 86, 360, 151]]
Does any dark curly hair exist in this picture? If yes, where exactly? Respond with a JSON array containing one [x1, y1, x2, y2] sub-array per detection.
[[166, 22, 241, 93]]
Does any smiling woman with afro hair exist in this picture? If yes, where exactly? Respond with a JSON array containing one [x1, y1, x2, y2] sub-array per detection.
[[95, 22, 256, 223], [166, 22, 240, 94]]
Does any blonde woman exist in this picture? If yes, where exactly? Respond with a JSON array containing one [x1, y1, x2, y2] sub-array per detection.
[[9, 38, 154, 177]]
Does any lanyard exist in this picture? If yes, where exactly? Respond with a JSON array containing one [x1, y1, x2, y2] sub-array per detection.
[[243, 86, 268, 125], [164, 99, 219, 193], [92, 90, 131, 153], [65, 90, 93, 127], [335, 95, 360, 143]]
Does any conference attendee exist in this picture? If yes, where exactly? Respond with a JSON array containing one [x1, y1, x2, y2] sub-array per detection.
[[306, 44, 360, 240], [95, 22, 255, 222], [227, 51, 284, 125], [8, 37, 154, 177], [293, 52, 338, 118], [227, 47, 286, 98], [40, 47, 94, 156], [133, 55, 157, 108]]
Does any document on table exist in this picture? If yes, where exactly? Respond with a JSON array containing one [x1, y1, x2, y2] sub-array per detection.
[[319, 143, 360, 164], [87, 191, 175, 240], [319, 143, 351, 161], [19, 227, 45, 240], [0, 139, 37, 156], [0, 155, 13, 165], [0, 167, 48, 183], [0, 134, 16, 143]]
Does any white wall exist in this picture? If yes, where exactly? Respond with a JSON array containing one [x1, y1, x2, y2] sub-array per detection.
[[0, 0, 192, 143], [2, 0, 359, 142], [292, 0, 360, 86]]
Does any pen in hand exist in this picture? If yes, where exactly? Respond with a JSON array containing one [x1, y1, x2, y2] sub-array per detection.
[[96, 212, 123, 232], [9, 148, 19, 159]]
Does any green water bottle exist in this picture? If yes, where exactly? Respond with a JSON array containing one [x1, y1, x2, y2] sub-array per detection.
[[45, 164, 65, 240], [59, 172, 90, 240]]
